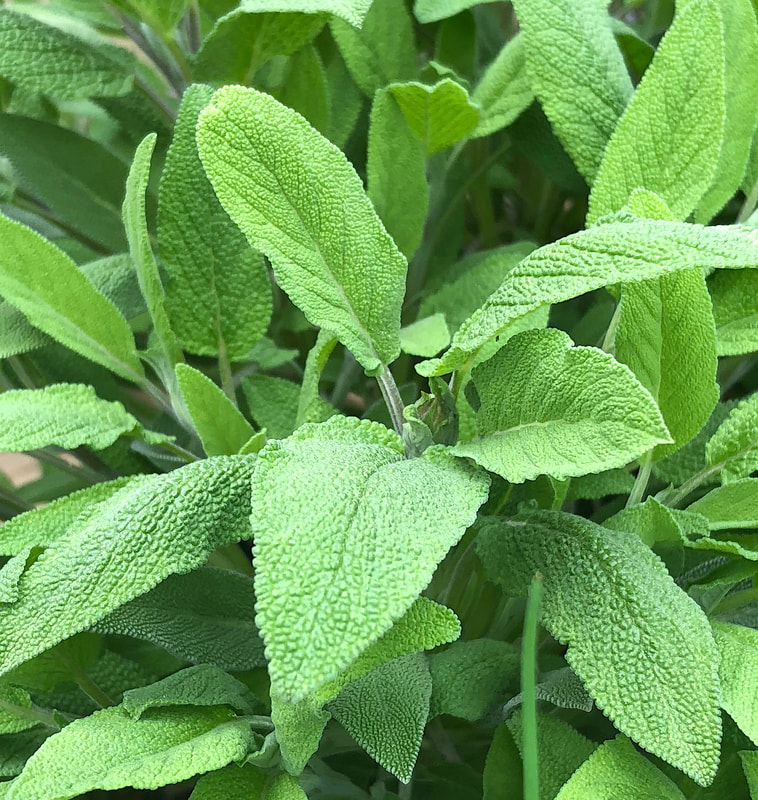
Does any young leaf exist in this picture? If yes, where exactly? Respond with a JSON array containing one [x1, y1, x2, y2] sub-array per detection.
[[0, 384, 149, 453], [330, 0, 416, 97], [710, 269, 758, 356], [477, 512, 721, 785], [197, 86, 408, 374], [0, 214, 143, 383], [418, 219, 758, 377], [706, 394, 758, 483], [554, 735, 687, 800], [123, 134, 182, 367], [0, 9, 134, 100], [688, 479, 758, 529], [176, 364, 255, 456], [6, 706, 255, 799], [329, 653, 432, 783], [190, 764, 265, 800], [121, 665, 258, 719], [243, 374, 334, 440], [712, 622, 758, 745], [0, 114, 131, 252], [588, 0, 726, 223], [94, 567, 265, 672], [614, 269, 719, 458], [428, 639, 519, 721], [510, 0, 633, 182], [296, 330, 338, 429], [367, 88, 428, 259], [453, 328, 671, 483], [399, 314, 450, 358], [472, 34, 534, 139], [388, 79, 479, 155], [159, 85, 272, 361], [0, 456, 257, 675], [252, 415, 490, 701]]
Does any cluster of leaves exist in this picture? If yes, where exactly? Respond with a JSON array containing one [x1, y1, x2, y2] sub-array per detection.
[[2, 0, 758, 797]]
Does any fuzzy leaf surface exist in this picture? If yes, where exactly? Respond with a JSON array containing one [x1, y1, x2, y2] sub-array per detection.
[[0, 214, 143, 382], [197, 86, 407, 374], [588, 0, 726, 223], [712, 622, 758, 745], [296, 330, 338, 428], [190, 764, 265, 800], [6, 706, 255, 799], [511, 0, 632, 182], [453, 328, 671, 483], [252, 416, 489, 701], [688, 479, 758, 529], [0, 456, 256, 675], [477, 512, 721, 784], [706, 393, 758, 483], [414, 0, 499, 23], [159, 84, 272, 360], [418, 219, 758, 377], [710, 269, 758, 356]]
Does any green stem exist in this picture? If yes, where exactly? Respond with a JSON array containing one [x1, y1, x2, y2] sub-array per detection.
[[30, 449, 103, 486], [376, 366, 405, 438], [522, 573, 543, 800], [738, 178, 758, 224], [626, 451, 653, 507], [0, 699, 60, 731], [134, 76, 176, 126], [712, 586, 758, 616], [217, 341, 238, 408], [155, 439, 201, 463], [0, 486, 32, 515], [76, 674, 116, 708]]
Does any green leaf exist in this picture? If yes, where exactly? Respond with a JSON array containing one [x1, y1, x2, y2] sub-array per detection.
[[243, 374, 334, 440], [0, 683, 44, 735], [331, 0, 416, 97], [159, 84, 272, 361], [0, 456, 257, 676], [695, 0, 758, 222], [296, 330, 338, 429], [400, 314, 450, 358], [121, 665, 257, 720], [614, 269, 719, 458], [388, 79, 479, 156], [710, 269, 758, 356], [428, 639, 519, 721], [477, 512, 721, 784], [0, 114, 130, 251], [453, 328, 671, 483], [0, 730, 49, 779], [507, 710, 597, 800], [554, 735, 687, 800], [123, 134, 182, 367], [483, 723, 522, 800], [276, 45, 330, 135], [741, 750, 758, 798], [414, 0, 499, 24], [712, 622, 758, 745], [264, 773, 307, 800], [94, 567, 265, 672], [472, 34, 534, 139], [688, 479, 758, 529], [566, 469, 635, 501], [197, 86, 408, 374], [367, 88, 428, 259], [0, 214, 144, 382], [6, 706, 255, 799], [511, 0, 632, 182], [119, 0, 189, 34], [252, 415, 489, 701], [176, 364, 255, 456], [418, 219, 758, 377], [329, 653, 432, 783], [0, 384, 148, 452], [0, 9, 134, 100], [706, 393, 758, 483], [588, 0, 726, 223], [190, 764, 265, 800]]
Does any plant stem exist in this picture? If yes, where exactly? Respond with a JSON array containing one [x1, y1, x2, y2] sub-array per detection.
[[0, 699, 60, 731], [76, 674, 116, 708], [217, 341, 238, 407], [376, 366, 405, 437], [738, 178, 758, 224], [134, 75, 177, 126], [522, 573, 543, 800], [626, 451, 653, 507], [31, 449, 103, 486]]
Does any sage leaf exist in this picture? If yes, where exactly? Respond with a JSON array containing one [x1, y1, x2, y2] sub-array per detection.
[[190, 764, 265, 800], [712, 622, 758, 745], [706, 393, 758, 483], [399, 314, 450, 358], [688, 479, 758, 530], [296, 330, 338, 429], [414, 0, 499, 24], [710, 270, 758, 356]]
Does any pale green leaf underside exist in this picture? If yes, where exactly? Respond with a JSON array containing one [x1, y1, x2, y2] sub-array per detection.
[[710, 269, 758, 356], [329, 653, 431, 783], [0, 384, 144, 453], [418, 219, 758, 377], [688, 479, 758, 529], [712, 622, 758, 745], [399, 314, 450, 358], [588, 0, 726, 223], [555, 735, 687, 800], [454, 328, 671, 483], [0, 456, 256, 676], [706, 393, 758, 483], [176, 364, 255, 456], [478, 512, 721, 784], [197, 86, 407, 374], [0, 214, 143, 382], [252, 416, 489, 701], [159, 84, 272, 361], [6, 706, 254, 800], [511, 0, 633, 182]]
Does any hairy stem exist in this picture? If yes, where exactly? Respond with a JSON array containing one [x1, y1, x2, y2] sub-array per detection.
[[376, 366, 405, 437], [522, 573, 543, 800], [626, 451, 653, 507]]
